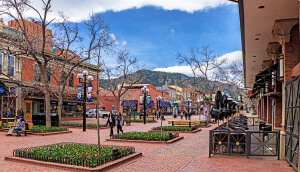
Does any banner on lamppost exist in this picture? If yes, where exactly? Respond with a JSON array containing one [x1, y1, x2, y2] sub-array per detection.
[[77, 86, 82, 101], [87, 85, 93, 102], [139, 95, 144, 105], [146, 95, 151, 106]]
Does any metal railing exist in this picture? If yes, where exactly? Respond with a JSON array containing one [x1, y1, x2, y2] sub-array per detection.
[[13, 142, 135, 168], [209, 130, 280, 159]]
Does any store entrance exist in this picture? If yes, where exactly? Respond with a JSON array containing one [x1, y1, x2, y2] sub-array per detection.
[[25, 101, 32, 122]]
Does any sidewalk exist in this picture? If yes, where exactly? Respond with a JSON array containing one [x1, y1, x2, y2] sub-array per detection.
[[0, 115, 294, 172]]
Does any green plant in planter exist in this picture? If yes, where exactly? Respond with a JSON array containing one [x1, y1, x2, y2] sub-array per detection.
[[123, 119, 155, 123], [112, 132, 177, 141], [31, 125, 67, 133], [60, 122, 107, 128], [14, 143, 134, 168], [152, 126, 197, 131]]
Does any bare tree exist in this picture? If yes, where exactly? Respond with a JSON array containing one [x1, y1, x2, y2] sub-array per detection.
[[178, 46, 226, 121], [0, 0, 58, 127], [102, 48, 143, 113]]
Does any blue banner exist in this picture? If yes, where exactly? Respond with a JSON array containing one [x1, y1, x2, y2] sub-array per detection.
[[77, 86, 82, 101], [87, 86, 93, 102], [146, 95, 151, 106], [0, 87, 4, 94]]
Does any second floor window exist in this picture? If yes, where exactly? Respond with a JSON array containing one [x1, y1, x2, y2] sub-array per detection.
[[34, 64, 41, 82], [69, 73, 74, 87], [7, 55, 15, 76]]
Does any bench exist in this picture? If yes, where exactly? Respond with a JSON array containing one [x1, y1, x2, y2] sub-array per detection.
[[168, 120, 197, 127], [4, 123, 33, 136], [140, 116, 155, 121]]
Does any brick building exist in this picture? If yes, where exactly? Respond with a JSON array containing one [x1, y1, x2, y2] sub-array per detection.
[[231, 0, 299, 169], [0, 19, 98, 122]]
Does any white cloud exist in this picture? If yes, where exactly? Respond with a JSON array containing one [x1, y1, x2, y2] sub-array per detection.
[[121, 40, 127, 46], [1, 0, 233, 23], [171, 29, 175, 34], [153, 51, 242, 77], [110, 33, 119, 44]]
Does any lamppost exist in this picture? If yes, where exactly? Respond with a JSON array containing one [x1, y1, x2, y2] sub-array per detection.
[[156, 96, 163, 136], [186, 98, 192, 120], [141, 86, 149, 124], [77, 70, 93, 131]]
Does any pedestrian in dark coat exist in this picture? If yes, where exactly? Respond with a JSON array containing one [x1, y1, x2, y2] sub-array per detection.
[[116, 113, 124, 134], [106, 112, 115, 136], [185, 110, 188, 120]]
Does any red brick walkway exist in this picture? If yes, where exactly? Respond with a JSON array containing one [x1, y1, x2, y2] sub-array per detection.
[[0, 116, 295, 172]]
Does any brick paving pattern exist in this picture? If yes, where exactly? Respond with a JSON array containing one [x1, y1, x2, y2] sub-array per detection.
[[0, 116, 295, 172]]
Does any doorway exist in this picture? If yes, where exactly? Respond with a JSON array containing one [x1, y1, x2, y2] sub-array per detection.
[[25, 101, 32, 122]]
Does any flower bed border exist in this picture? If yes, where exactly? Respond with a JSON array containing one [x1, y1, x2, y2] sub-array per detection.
[[0, 129, 72, 136], [148, 128, 202, 133], [106, 136, 184, 144], [61, 126, 110, 130], [5, 152, 142, 172], [29, 130, 72, 136]]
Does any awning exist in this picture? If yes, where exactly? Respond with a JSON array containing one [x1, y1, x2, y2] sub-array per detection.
[[121, 100, 137, 106], [252, 63, 278, 93], [148, 100, 154, 107], [159, 101, 171, 107]]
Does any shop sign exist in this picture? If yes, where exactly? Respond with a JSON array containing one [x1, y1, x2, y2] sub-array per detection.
[[0, 87, 4, 94]]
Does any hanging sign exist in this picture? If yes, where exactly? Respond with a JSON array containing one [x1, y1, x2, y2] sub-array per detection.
[[0, 87, 4, 94], [77, 86, 82, 101], [139, 95, 144, 105], [146, 95, 151, 106], [112, 105, 114, 109], [87, 86, 93, 102]]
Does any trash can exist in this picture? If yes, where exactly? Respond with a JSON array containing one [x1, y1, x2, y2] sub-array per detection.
[[32, 113, 59, 127]]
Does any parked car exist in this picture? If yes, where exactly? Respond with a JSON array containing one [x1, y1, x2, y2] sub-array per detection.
[[111, 110, 119, 117], [99, 109, 110, 118], [86, 109, 109, 118]]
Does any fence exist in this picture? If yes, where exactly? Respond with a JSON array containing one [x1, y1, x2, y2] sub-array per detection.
[[209, 130, 280, 159], [13, 142, 135, 168]]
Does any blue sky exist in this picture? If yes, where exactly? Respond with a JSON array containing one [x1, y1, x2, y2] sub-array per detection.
[[3, 0, 242, 76], [102, 4, 241, 69]]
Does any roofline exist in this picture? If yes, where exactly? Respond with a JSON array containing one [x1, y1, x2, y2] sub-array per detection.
[[236, 0, 246, 88]]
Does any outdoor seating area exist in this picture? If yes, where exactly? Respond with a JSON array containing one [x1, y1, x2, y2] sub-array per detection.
[[209, 114, 279, 158]]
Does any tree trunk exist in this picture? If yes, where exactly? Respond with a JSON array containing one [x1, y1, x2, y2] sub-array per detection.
[[45, 91, 51, 128], [57, 93, 63, 127]]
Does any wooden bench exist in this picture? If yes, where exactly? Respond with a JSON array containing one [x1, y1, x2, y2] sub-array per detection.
[[168, 120, 197, 127], [140, 116, 155, 121]]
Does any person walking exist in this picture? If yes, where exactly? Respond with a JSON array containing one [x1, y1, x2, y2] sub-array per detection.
[[106, 112, 115, 136], [14, 116, 25, 137], [116, 113, 124, 134], [188, 110, 191, 120]]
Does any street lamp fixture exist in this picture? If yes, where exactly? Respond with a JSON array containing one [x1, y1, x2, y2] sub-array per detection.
[[141, 86, 149, 124], [77, 70, 93, 131]]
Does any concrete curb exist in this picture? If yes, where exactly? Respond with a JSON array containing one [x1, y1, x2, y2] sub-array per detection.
[[148, 128, 202, 133], [106, 136, 184, 144], [5, 152, 142, 172]]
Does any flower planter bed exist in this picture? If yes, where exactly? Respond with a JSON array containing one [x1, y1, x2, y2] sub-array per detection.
[[60, 123, 109, 129], [0, 125, 71, 135], [149, 126, 202, 133], [124, 119, 157, 123], [106, 132, 183, 144], [7, 142, 137, 170]]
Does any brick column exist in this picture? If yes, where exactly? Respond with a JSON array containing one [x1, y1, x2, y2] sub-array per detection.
[[263, 96, 267, 122], [267, 96, 272, 124]]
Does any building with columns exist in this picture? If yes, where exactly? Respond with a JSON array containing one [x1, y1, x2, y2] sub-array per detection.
[[230, 0, 299, 170]]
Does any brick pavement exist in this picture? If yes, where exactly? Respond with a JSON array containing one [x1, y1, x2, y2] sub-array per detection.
[[0, 115, 295, 172]]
